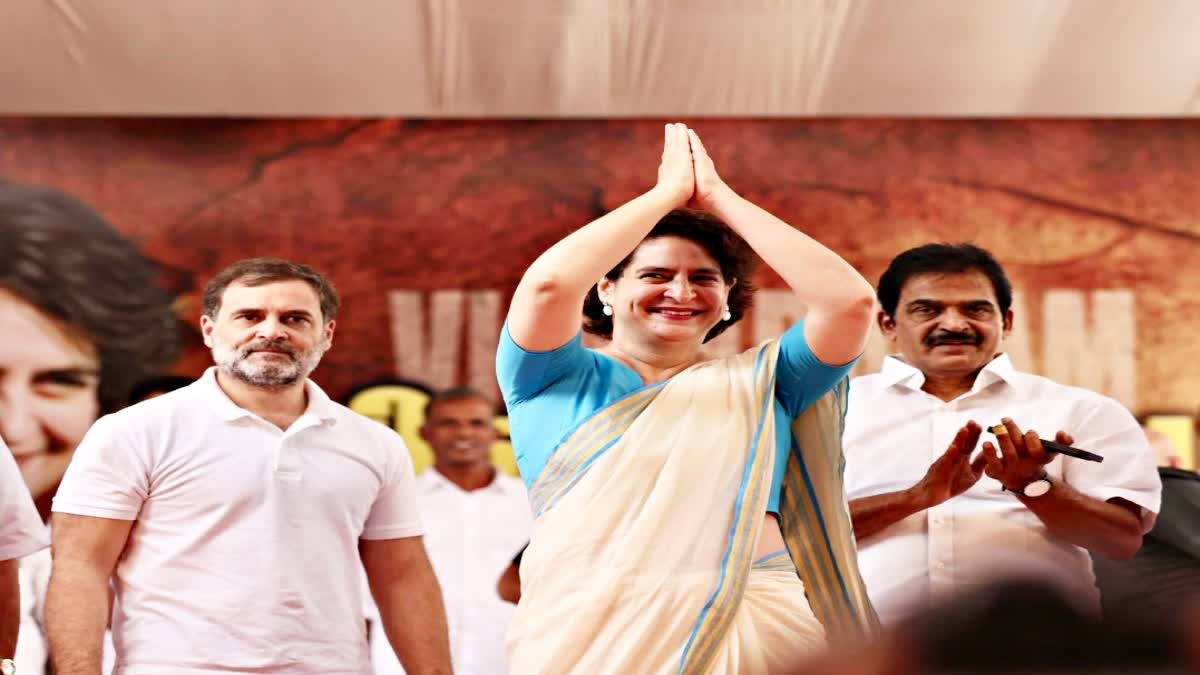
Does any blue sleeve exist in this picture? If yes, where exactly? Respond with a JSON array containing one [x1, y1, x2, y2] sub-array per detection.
[[495, 322, 591, 406], [775, 320, 858, 417]]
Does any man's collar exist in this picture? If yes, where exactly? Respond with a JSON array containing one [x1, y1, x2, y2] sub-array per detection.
[[879, 353, 1020, 395], [977, 353, 1019, 390], [879, 355, 925, 389], [300, 378, 340, 425], [420, 466, 510, 494], [197, 367, 338, 426], [197, 368, 250, 421]]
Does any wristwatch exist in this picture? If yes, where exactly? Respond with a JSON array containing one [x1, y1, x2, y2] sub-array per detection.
[[1, 657, 15, 675], [1003, 472, 1052, 498]]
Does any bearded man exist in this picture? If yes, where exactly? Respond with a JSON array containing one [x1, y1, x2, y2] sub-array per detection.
[[45, 258, 451, 675]]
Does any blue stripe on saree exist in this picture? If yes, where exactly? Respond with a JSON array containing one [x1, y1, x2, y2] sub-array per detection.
[[676, 344, 777, 674], [780, 377, 879, 641]]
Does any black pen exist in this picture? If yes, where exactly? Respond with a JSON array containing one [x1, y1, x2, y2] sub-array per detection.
[[987, 424, 1104, 463]]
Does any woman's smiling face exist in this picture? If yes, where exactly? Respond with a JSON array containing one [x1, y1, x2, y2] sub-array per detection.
[[599, 236, 733, 348], [0, 288, 101, 509]]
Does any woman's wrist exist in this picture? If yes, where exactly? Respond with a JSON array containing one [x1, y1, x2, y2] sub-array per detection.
[[703, 185, 745, 221], [646, 184, 690, 211]]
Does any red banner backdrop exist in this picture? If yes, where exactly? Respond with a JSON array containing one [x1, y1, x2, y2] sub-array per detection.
[[2, 119, 1196, 469]]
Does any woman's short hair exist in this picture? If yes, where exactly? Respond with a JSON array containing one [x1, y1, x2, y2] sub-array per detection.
[[0, 178, 182, 413], [582, 209, 758, 343]]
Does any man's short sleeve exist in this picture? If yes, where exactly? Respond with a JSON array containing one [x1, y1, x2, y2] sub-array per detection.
[[0, 438, 48, 559], [51, 414, 150, 521], [1063, 395, 1162, 533], [361, 432, 423, 540]]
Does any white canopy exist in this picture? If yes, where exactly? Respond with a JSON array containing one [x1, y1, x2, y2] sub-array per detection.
[[3, 0, 1198, 117]]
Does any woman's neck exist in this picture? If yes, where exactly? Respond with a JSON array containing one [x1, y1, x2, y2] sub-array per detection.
[[600, 338, 706, 384]]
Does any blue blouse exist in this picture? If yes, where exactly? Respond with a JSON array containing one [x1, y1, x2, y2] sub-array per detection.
[[496, 321, 854, 512]]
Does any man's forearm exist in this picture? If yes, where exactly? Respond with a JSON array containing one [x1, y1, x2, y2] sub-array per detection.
[[45, 564, 110, 675], [1018, 480, 1143, 559], [850, 488, 932, 541], [0, 559, 19, 658], [377, 561, 451, 674]]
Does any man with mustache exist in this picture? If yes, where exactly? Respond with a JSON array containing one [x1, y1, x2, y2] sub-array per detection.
[[842, 243, 1161, 624], [45, 258, 451, 675]]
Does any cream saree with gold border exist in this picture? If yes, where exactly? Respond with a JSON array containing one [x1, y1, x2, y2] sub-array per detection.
[[508, 340, 876, 674]]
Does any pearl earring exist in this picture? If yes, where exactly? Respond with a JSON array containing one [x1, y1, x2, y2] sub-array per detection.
[[602, 303, 613, 317], [722, 307, 732, 321]]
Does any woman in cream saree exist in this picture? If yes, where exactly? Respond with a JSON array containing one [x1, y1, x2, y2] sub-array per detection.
[[499, 124, 877, 674]]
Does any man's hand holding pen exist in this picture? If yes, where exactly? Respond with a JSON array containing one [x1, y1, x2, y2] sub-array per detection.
[[982, 418, 1071, 492]]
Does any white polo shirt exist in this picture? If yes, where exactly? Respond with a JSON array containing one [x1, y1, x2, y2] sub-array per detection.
[[0, 436, 48, 561], [53, 368, 423, 675], [369, 468, 530, 675], [844, 354, 1161, 624]]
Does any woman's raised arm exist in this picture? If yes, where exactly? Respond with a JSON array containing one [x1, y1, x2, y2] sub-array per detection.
[[687, 128, 875, 366], [506, 123, 695, 351]]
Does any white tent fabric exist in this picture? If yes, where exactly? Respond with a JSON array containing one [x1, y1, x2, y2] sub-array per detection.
[[2, 0, 1199, 117]]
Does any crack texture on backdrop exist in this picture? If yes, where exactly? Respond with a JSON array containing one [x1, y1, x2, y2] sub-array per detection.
[[1, 118, 1195, 472]]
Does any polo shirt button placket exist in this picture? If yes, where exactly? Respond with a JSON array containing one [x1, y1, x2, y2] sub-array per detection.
[[274, 433, 303, 481]]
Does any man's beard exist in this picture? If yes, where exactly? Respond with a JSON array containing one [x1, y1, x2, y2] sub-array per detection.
[[211, 336, 328, 388]]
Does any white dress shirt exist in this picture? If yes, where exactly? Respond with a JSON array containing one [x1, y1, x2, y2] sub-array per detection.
[[844, 354, 1161, 624], [53, 368, 422, 675], [370, 468, 531, 675]]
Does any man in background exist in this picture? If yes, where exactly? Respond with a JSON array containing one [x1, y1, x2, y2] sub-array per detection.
[[371, 387, 531, 675]]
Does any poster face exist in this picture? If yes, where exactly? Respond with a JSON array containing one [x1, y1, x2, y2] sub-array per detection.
[[2, 118, 1196, 473]]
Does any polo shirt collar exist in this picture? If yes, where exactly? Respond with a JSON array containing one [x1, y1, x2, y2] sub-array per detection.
[[196, 367, 339, 426]]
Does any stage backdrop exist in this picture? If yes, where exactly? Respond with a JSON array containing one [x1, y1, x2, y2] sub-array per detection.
[[2, 119, 1196, 471]]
